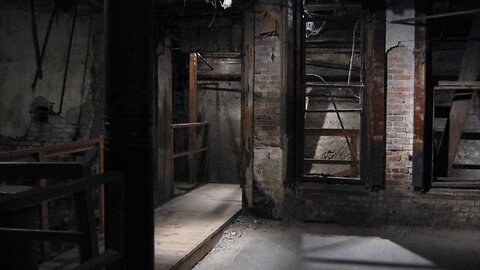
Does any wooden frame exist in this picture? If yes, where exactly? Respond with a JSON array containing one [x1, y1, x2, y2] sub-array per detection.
[[170, 122, 210, 183], [0, 171, 124, 269], [0, 138, 105, 258]]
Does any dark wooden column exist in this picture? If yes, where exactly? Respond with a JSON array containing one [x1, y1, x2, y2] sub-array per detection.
[[104, 1, 155, 269], [241, 0, 254, 207], [413, 1, 433, 190], [361, 2, 386, 188]]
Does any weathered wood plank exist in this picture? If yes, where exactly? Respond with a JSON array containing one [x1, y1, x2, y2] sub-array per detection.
[[154, 184, 241, 270]]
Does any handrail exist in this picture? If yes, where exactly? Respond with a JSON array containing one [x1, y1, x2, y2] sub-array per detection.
[[170, 122, 210, 183], [0, 138, 106, 258], [0, 138, 102, 161], [0, 172, 122, 211], [0, 171, 125, 269]]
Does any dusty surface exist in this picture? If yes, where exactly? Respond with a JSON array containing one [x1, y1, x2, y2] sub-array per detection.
[[193, 214, 480, 270]]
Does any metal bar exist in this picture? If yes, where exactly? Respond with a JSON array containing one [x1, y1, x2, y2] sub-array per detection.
[[58, 0, 78, 115], [306, 60, 360, 72], [390, 8, 480, 24], [97, 139, 105, 235], [198, 87, 241, 92], [0, 228, 86, 242], [302, 175, 362, 184], [438, 81, 480, 86], [304, 159, 351, 165], [173, 147, 208, 159], [32, 7, 57, 91], [171, 121, 210, 129], [306, 83, 364, 88], [29, 0, 43, 80], [305, 109, 362, 113], [196, 53, 214, 70], [434, 86, 480, 90], [304, 128, 360, 137]]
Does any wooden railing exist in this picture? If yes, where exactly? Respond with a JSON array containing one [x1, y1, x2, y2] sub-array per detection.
[[0, 163, 124, 270], [304, 128, 360, 178], [0, 138, 105, 259], [170, 122, 210, 182]]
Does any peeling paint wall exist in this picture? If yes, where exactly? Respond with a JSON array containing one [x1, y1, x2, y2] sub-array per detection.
[[0, 1, 104, 149]]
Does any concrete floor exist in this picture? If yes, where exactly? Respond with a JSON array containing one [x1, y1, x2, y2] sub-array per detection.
[[193, 215, 480, 270]]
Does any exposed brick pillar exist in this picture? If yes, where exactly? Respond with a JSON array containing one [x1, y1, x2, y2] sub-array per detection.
[[386, 46, 414, 185], [252, 3, 285, 218]]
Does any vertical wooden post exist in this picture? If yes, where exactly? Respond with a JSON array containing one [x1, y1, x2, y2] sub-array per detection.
[[241, 0, 255, 207], [97, 139, 105, 234], [413, 0, 432, 189], [170, 125, 175, 186], [104, 0, 155, 268], [189, 53, 198, 183], [350, 136, 358, 177], [361, 2, 386, 187], [38, 151, 50, 260]]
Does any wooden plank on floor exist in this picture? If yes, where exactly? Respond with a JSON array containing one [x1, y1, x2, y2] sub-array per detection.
[[154, 183, 242, 270]]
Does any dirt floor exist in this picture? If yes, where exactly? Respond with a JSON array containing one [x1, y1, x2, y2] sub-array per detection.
[[193, 214, 480, 270]]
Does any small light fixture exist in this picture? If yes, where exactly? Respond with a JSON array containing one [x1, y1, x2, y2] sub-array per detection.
[[221, 0, 232, 9]]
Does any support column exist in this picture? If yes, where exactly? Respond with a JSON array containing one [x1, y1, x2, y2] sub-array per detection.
[[361, 2, 386, 187], [413, 1, 432, 189], [241, 0, 254, 208], [104, 1, 155, 269]]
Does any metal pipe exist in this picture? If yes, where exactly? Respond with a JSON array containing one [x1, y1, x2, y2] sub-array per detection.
[[348, 20, 359, 85], [58, 0, 79, 115], [390, 8, 480, 24]]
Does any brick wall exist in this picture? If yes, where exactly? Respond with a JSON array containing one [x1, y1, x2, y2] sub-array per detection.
[[252, 4, 285, 218], [0, 115, 78, 151], [386, 46, 414, 184], [282, 45, 480, 228]]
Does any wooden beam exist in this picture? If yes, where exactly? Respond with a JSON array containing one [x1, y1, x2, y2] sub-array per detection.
[[173, 147, 208, 159], [0, 162, 84, 179], [241, 0, 254, 208], [412, 1, 433, 190], [361, 2, 386, 187], [0, 172, 124, 212], [189, 53, 198, 152], [0, 138, 102, 161]]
